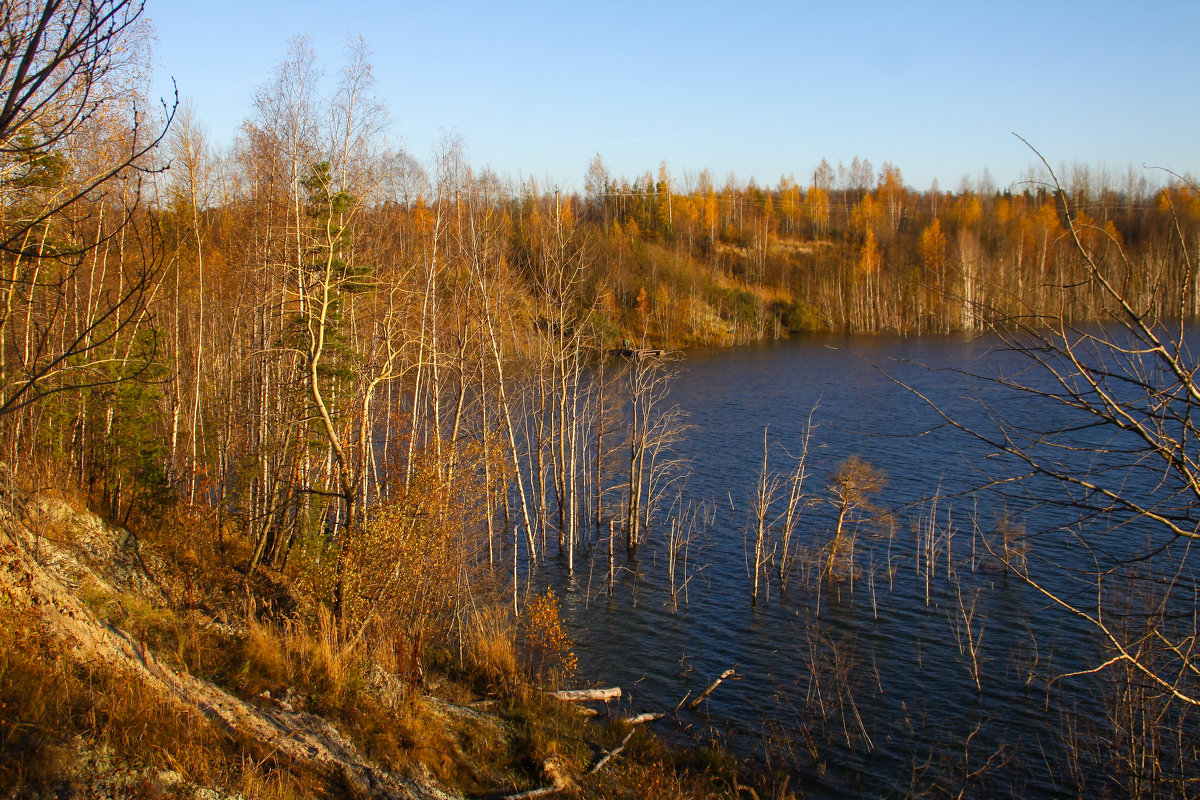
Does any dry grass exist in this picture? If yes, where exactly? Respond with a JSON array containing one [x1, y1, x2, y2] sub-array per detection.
[[0, 607, 71, 791], [460, 602, 522, 690], [0, 603, 328, 799], [238, 607, 365, 711], [3, 574, 749, 799]]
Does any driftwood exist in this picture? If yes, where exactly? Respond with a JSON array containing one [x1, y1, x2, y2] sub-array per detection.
[[625, 668, 738, 726], [589, 667, 738, 776], [687, 668, 737, 709], [548, 686, 621, 702]]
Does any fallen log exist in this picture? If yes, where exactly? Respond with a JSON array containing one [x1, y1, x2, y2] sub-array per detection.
[[548, 687, 621, 702], [687, 668, 737, 709]]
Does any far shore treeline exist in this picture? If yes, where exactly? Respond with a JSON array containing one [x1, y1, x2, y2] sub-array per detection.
[[572, 153, 1195, 340]]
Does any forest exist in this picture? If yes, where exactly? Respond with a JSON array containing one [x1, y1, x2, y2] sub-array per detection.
[[7, 31, 1198, 573], [3, 3, 1200, 798]]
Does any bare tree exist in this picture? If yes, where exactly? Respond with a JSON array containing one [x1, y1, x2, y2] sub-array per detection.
[[0, 0, 174, 418], [621, 351, 689, 557], [777, 407, 817, 589], [528, 189, 596, 574], [748, 426, 779, 604], [948, 580, 986, 694], [898, 147, 1200, 793], [741, 417, 818, 602], [165, 101, 210, 501], [665, 500, 707, 611]]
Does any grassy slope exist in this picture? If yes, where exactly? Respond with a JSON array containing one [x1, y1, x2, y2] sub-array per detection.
[[0, 485, 761, 800]]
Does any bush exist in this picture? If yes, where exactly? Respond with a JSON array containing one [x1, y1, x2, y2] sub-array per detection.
[[519, 589, 577, 687]]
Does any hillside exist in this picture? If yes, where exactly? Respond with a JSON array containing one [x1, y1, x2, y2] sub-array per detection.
[[0, 476, 748, 799]]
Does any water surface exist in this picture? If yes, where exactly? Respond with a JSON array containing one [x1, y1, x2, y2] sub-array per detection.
[[535, 333, 1188, 797]]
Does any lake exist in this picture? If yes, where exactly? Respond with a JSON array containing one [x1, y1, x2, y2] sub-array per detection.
[[530, 332, 1198, 797]]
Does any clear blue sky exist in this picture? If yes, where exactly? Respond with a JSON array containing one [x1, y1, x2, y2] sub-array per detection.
[[146, 0, 1199, 193]]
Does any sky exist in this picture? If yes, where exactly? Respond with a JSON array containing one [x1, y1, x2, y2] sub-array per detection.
[[146, 0, 1199, 193]]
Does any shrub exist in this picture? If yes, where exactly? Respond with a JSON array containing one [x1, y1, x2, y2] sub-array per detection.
[[519, 589, 577, 687]]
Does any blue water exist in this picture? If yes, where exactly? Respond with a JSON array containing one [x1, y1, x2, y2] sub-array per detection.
[[527, 332, 1198, 797]]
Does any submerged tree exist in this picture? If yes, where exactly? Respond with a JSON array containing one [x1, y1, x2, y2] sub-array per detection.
[[621, 352, 689, 557], [824, 455, 885, 581], [747, 419, 815, 603]]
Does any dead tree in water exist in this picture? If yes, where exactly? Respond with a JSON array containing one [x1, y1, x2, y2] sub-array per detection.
[[824, 456, 885, 582], [666, 500, 708, 610], [749, 427, 779, 604], [746, 417, 816, 603], [621, 352, 689, 557], [777, 408, 817, 590]]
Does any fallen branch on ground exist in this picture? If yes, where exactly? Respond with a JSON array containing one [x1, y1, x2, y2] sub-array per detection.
[[500, 759, 570, 799], [589, 730, 636, 775]]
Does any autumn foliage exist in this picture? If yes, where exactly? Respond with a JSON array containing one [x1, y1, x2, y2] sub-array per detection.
[[519, 589, 578, 687]]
